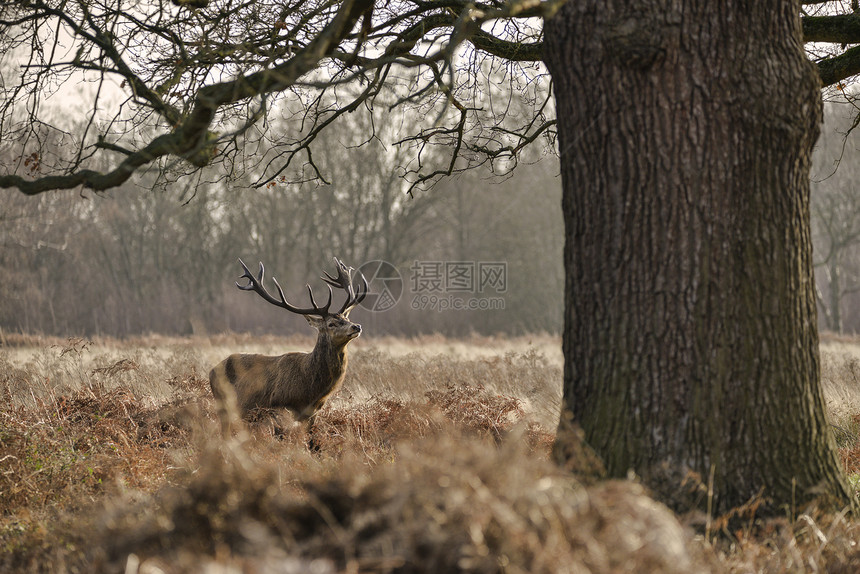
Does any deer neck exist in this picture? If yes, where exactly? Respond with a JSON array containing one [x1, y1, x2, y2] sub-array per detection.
[[309, 331, 349, 381]]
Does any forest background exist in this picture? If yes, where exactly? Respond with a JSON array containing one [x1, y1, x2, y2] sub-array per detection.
[[0, 111, 563, 338], [4, 100, 860, 339]]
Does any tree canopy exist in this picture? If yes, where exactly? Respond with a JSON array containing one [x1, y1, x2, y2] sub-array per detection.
[[0, 0, 860, 195], [2, 1, 860, 197], [0, 0, 561, 196]]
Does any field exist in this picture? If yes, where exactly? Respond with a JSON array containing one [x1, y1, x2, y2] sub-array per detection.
[[4, 333, 860, 572]]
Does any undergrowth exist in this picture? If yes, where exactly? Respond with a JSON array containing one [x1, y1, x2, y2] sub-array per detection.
[[3, 336, 860, 572]]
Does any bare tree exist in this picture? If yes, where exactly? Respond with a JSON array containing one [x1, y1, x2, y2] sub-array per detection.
[[3, 1, 860, 201], [547, 0, 858, 515], [0, 0, 556, 196]]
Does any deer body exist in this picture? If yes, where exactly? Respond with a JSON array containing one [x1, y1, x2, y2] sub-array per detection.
[[210, 259, 366, 440]]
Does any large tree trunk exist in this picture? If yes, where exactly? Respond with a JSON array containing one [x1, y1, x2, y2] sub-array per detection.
[[545, 1, 854, 514]]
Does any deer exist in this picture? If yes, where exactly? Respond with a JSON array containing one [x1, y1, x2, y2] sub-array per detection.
[[209, 257, 367, 446]]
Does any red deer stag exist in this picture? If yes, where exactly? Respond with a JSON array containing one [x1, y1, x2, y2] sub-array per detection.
[[210, 258, 367, 444]]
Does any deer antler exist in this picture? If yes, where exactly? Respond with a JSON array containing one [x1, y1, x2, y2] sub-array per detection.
[[237, 259, 333, 316], [321, 257, 368, 316]]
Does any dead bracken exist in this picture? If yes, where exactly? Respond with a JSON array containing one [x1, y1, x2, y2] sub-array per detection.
[[2, 334, 860, 573]]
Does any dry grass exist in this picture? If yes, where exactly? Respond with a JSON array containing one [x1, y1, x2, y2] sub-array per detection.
[[4, 333, 860, 572]]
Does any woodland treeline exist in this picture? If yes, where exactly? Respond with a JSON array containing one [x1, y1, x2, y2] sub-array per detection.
[[8, 95, 860, 341], [5, 101, 860, 338], [812, 103, 860, 335], [0, 115, 563, 337]]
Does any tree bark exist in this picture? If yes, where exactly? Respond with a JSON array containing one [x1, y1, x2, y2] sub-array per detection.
[[545, 1, 855, 514]]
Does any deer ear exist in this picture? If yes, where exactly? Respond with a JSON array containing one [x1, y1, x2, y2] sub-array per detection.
[[305, 315, 324, 329]]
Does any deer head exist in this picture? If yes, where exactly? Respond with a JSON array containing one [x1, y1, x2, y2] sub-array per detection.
[[236, 257, 368, 345]]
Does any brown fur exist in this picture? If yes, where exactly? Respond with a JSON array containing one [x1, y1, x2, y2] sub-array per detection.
[[210, 313, 361, 437]]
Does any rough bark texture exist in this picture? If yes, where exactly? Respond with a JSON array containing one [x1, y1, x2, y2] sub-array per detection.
[[545, 0, 854, 514]]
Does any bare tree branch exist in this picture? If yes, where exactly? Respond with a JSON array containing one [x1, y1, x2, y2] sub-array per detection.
[[0, 0, 561, 195], [804, 13, 860, 44]]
